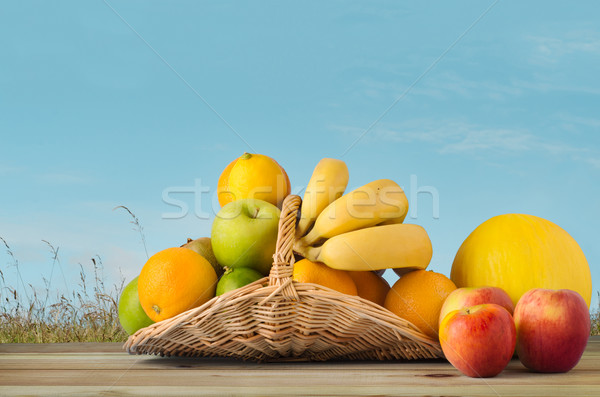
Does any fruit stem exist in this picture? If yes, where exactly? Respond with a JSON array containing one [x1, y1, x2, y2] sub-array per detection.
[[292, 239, 308, 257], [293, 240, 322, 261], [300, 230, 320, 246], [240, 152, 252, 160], [152, 304, 161, 315], [305, 245, 322, 261], [180, 238, 193, 248]]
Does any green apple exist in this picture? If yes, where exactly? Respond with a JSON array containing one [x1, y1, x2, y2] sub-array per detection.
[[118, 276, 154, 335], [211, 198, 280, 275], [181, 237, 223, 277]]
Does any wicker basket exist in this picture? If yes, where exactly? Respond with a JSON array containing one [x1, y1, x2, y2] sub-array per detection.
[[124, 195, 443, 362]]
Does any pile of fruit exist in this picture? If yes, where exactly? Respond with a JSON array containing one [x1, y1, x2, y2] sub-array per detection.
[[118, 152, 592, 378]]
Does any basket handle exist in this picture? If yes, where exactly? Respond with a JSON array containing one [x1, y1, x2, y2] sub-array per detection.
[[267, 194, 302, 298]]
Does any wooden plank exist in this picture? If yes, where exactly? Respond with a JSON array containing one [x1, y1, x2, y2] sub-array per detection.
[[0, 355, 598, 372], [0, 348, 597, 372], [2, 336, 598, 354], [0, 337, 598, 396], [1, 362, 598, 387], [0, 385, 599, 397], [0, 342, 124, 353]]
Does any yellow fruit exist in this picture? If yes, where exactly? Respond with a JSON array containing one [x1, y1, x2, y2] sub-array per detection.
[[138, 247, 218, 322], [217, 153, 291, 208], [347, 271, 390, 306], [450, 214, 592, 308], [216, 158, 237, 206], [298, 224, 432, 272], [384, 270, 457, 340], [296, 158, 349, 237], [292, 258, 357, 296], [298, 179, 408, 246]]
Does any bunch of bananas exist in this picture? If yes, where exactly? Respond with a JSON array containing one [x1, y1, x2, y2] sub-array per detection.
[[294, 158, 432, 273]]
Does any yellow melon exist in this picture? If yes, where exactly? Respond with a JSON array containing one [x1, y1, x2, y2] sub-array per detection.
[[450, 214, 591, 308]]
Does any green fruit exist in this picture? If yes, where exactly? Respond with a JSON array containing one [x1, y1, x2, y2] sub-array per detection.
[[181, 237, 224, 277], [216, 267, 264, 296], [211, 198, 281, 275], [118, 276, 154, 335]]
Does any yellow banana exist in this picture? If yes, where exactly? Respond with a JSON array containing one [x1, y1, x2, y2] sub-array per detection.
[[378, 213, 408, 225], [297, 224, 432, 272], [296, 158, 349, 237], [297, 179, 408, 246]]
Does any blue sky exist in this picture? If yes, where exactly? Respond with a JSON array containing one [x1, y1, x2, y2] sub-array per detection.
[[1, 1, 599, 309]]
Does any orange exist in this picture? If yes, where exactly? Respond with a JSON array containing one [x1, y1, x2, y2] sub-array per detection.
[[347, 271, 391, 306], [384, 269, 456, 340], [292, 259, 357, 296], [138, 247, 218, 322], [217, 152, 291, 208]]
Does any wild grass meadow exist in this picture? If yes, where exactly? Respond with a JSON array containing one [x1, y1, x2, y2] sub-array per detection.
[[0, 206, 146, 343], [1, 207, 599, 343], [0, 238, 127, 343], [592, 292, 600, 336]]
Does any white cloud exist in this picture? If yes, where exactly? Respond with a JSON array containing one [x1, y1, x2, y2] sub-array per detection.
[[528, 31, 600, 64], [581, 157, 600, 169], [419, 72, 524, 101], [353, 71, 527, 105], [557, 114, 600, 129], [332, 119, 598, 166], [511, 78, 600, 95], [439, 128, 536, 154], [350, 29, 600, 103], [333, 120, 534, 153]]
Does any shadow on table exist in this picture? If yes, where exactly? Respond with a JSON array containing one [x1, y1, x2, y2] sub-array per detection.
[[132, 353, 448, 369]]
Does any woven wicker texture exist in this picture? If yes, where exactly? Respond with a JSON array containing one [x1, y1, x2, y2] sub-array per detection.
[[124, 195, 443, 361]]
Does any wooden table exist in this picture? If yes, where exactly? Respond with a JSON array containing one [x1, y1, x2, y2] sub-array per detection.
[[1, 337, 598, 396]]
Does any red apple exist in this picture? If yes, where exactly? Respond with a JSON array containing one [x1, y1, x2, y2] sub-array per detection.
[[439, 303, 516, 378], [514, 288, 590, 373], [439, 286, 514, 325]]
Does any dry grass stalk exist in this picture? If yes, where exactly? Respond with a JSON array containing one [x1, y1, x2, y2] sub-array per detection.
[[0, 238, 127, 343]]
